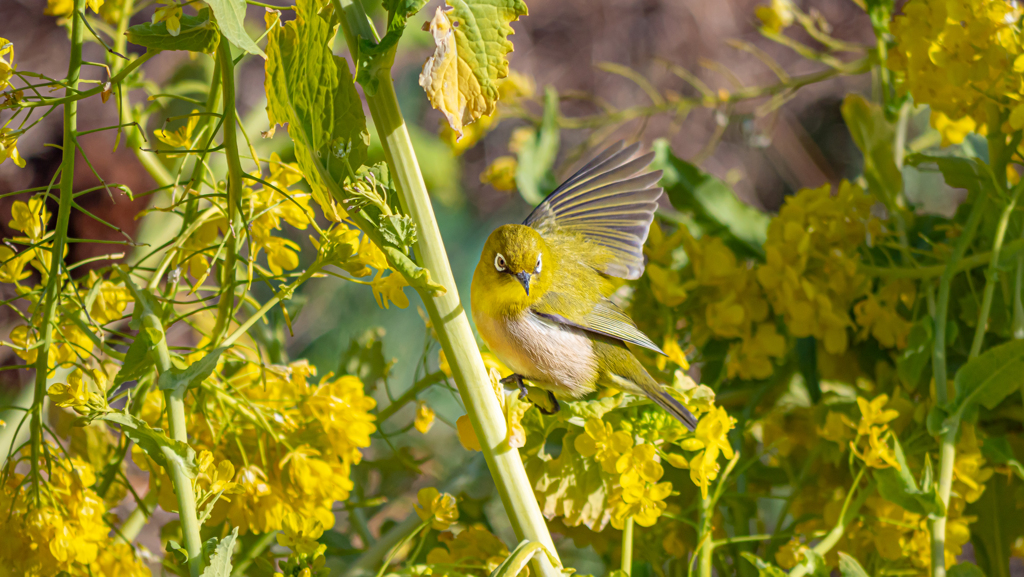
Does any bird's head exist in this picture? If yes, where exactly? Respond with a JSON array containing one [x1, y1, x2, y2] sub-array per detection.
[[474, 224, 554, 309]]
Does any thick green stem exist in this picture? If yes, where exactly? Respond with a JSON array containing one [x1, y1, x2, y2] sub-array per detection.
[[143, 314, 204, 577], [789, 470, 870, 577], [933, 193, 988, 404], [698, 497, 714, 577], [211, 39, 245, 347], [929, 421, 959, 577], [29, 0, 86, 504], [621, 516, 634, 576], [332, 3, 561, 576], [969, 181, 1024, 357]]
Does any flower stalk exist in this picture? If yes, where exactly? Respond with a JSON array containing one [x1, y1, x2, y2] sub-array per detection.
[[621, 516, 634, 576], [331, 2, 561, 576]]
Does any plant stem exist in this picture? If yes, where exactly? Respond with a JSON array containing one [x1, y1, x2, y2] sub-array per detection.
[[211, 40, 245, 347], [969, 180, 1024, 357], [30, 0, 85, 505], [859, 238, 1024, 279], [377, 371, 446, 422], [621, 516, 634, 576], [789, 470, 870, 577], [375, 519, 430, 577], [331, 3, 561, 576], [698, 496, 714, 577], [143, 314, 204, 577]]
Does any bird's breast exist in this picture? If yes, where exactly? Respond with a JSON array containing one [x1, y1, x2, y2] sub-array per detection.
[[473, 308, 599, 398]]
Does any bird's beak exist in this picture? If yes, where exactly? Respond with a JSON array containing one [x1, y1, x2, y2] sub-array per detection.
[[515, 271, 532, 295]]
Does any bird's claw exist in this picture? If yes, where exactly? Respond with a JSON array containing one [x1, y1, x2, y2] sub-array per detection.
[[537, 392, 560, 415], [500, 373, 529, 399]]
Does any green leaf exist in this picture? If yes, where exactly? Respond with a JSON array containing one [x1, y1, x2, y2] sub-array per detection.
[[966, 476, 1024, 577], [515, 86, 560, 205], [837, 552, 869, 577], [100, 412, 198, 478], [841, 94, 902, 205], [487, 540, 558, 577], [897, 318, 932, 391], [157, 347, 227, 392], [947, 562, 985, 577], [265, 0, 370, 220], [446, 0, 528, 121], [380, 214, 417, 250], [382, 246, 446, 296], [114, 329, 155, 385], [953, 338, 1024, 413], [653, 139, 769, 258], [981, 435, 1024, 480], [905, 154, 987, 197], [874, 434, 944, 516], [127, 9, 220, 53], [740, 552, 788, 577], [166, 540, 189, 564], [354, 0, 428, 95], [206, 0, 265, 57], [200, 526, 239, 577]]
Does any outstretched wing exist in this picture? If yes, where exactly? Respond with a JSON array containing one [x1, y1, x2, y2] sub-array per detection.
[[533, 292, 664, 356], [524, 141, 663, 280]]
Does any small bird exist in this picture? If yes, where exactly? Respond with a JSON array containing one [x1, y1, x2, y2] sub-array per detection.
[[471, 141, 698, 431]]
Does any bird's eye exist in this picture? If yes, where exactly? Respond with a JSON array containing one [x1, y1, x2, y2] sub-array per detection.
[[494, 253, 507, 272], [535, 254, 542, 274]]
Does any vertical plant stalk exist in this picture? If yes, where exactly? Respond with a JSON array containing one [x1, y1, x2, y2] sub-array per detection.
[[621, 516, 634, 576], [211, 39, 245, 346], [29, 0, 86, 502], [929, 122, 999, 577], [143, 314, 204, 577], [331, 2, 561, 575], [698, 497, 714, 577]]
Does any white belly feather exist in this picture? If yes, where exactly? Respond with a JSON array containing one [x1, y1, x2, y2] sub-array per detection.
[[474, 310, 598, 398]]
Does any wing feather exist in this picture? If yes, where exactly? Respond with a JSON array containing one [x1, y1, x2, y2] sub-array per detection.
[[533, 294, 664, 355], [524, 141, 663, 280]]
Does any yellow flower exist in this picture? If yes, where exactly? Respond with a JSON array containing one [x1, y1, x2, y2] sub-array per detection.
[[843, 394, 899, 437], [371, 272, 409, 309], [656, 337, 689, 371], [774, 538, 806, 570], [616, 444, 664, 487], [0, 38, 13, 91], [679, 406, 736, 498], [480, 156, 518, 191], [414, 487, 459, 530], [89, 278, 131, 324], [154, 109, 199, 149], [756, 0, 794, 34], [278, 513, 326, 557], [0, 246, 33, 283], [953, 424, 994, 503], [851, 427, 900, 470], [818, 411, 852, 445], [47, 369, 98, 409], [152, 0, 183, 36], [262, 236, 301, 276], [612, 480, 672, 528], [305, 375, 377, 463], [646, 263, 687, 307], [426, 525, 512, 573], [0, 128, 24, 168], [9, 196, 51, 240], [574, 418, 634, 474], [414, 401, 435, 434], [456, 414, 482, 451]]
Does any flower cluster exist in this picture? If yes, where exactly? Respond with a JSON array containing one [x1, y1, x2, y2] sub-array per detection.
[[0, 454, 150, 576], [137, 356, 376, 535], [888, 0, 1024, 145]]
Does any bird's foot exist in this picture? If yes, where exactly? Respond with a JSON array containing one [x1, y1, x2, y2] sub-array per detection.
[[500, 373, 529, 399], [536, 392, 560, 415]]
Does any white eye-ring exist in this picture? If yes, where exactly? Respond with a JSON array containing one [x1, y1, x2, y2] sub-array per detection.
[[494, 253, 507, 272], [535, 253, 542, 273]]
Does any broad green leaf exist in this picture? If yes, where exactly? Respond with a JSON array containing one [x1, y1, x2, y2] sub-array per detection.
[[966, 477, 1024, 577], [380, 214, 417, 250], [874, 434, 944, 516], [127, 9, 220, 53], [157, 347, 227, 392], [653, 139, 768, 257], [265, 0, 369, 220], [905, 154, 986, 196], [953, 339, 1024, 413], [206, 0, 265, 57], [837, 552, 869, 577], [200, 526, 239, 577], [114, 329, 155, 385], [947, 562, 985, 577], [526, 428, 614, 530], [100, 412, 198, 478], [419, 0, 528, 137], [488, 540, 559, 577], [382, 246, 446, 296], [980, 435, 1024, 480], [841, 94, 902, 205], [515, 86, 560, 206]]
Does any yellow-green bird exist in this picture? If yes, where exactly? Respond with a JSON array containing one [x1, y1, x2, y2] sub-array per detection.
[[471, 141, 697, 431]]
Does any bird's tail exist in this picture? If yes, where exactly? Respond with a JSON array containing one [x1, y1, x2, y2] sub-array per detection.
[[645, 388, 698, 431]]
